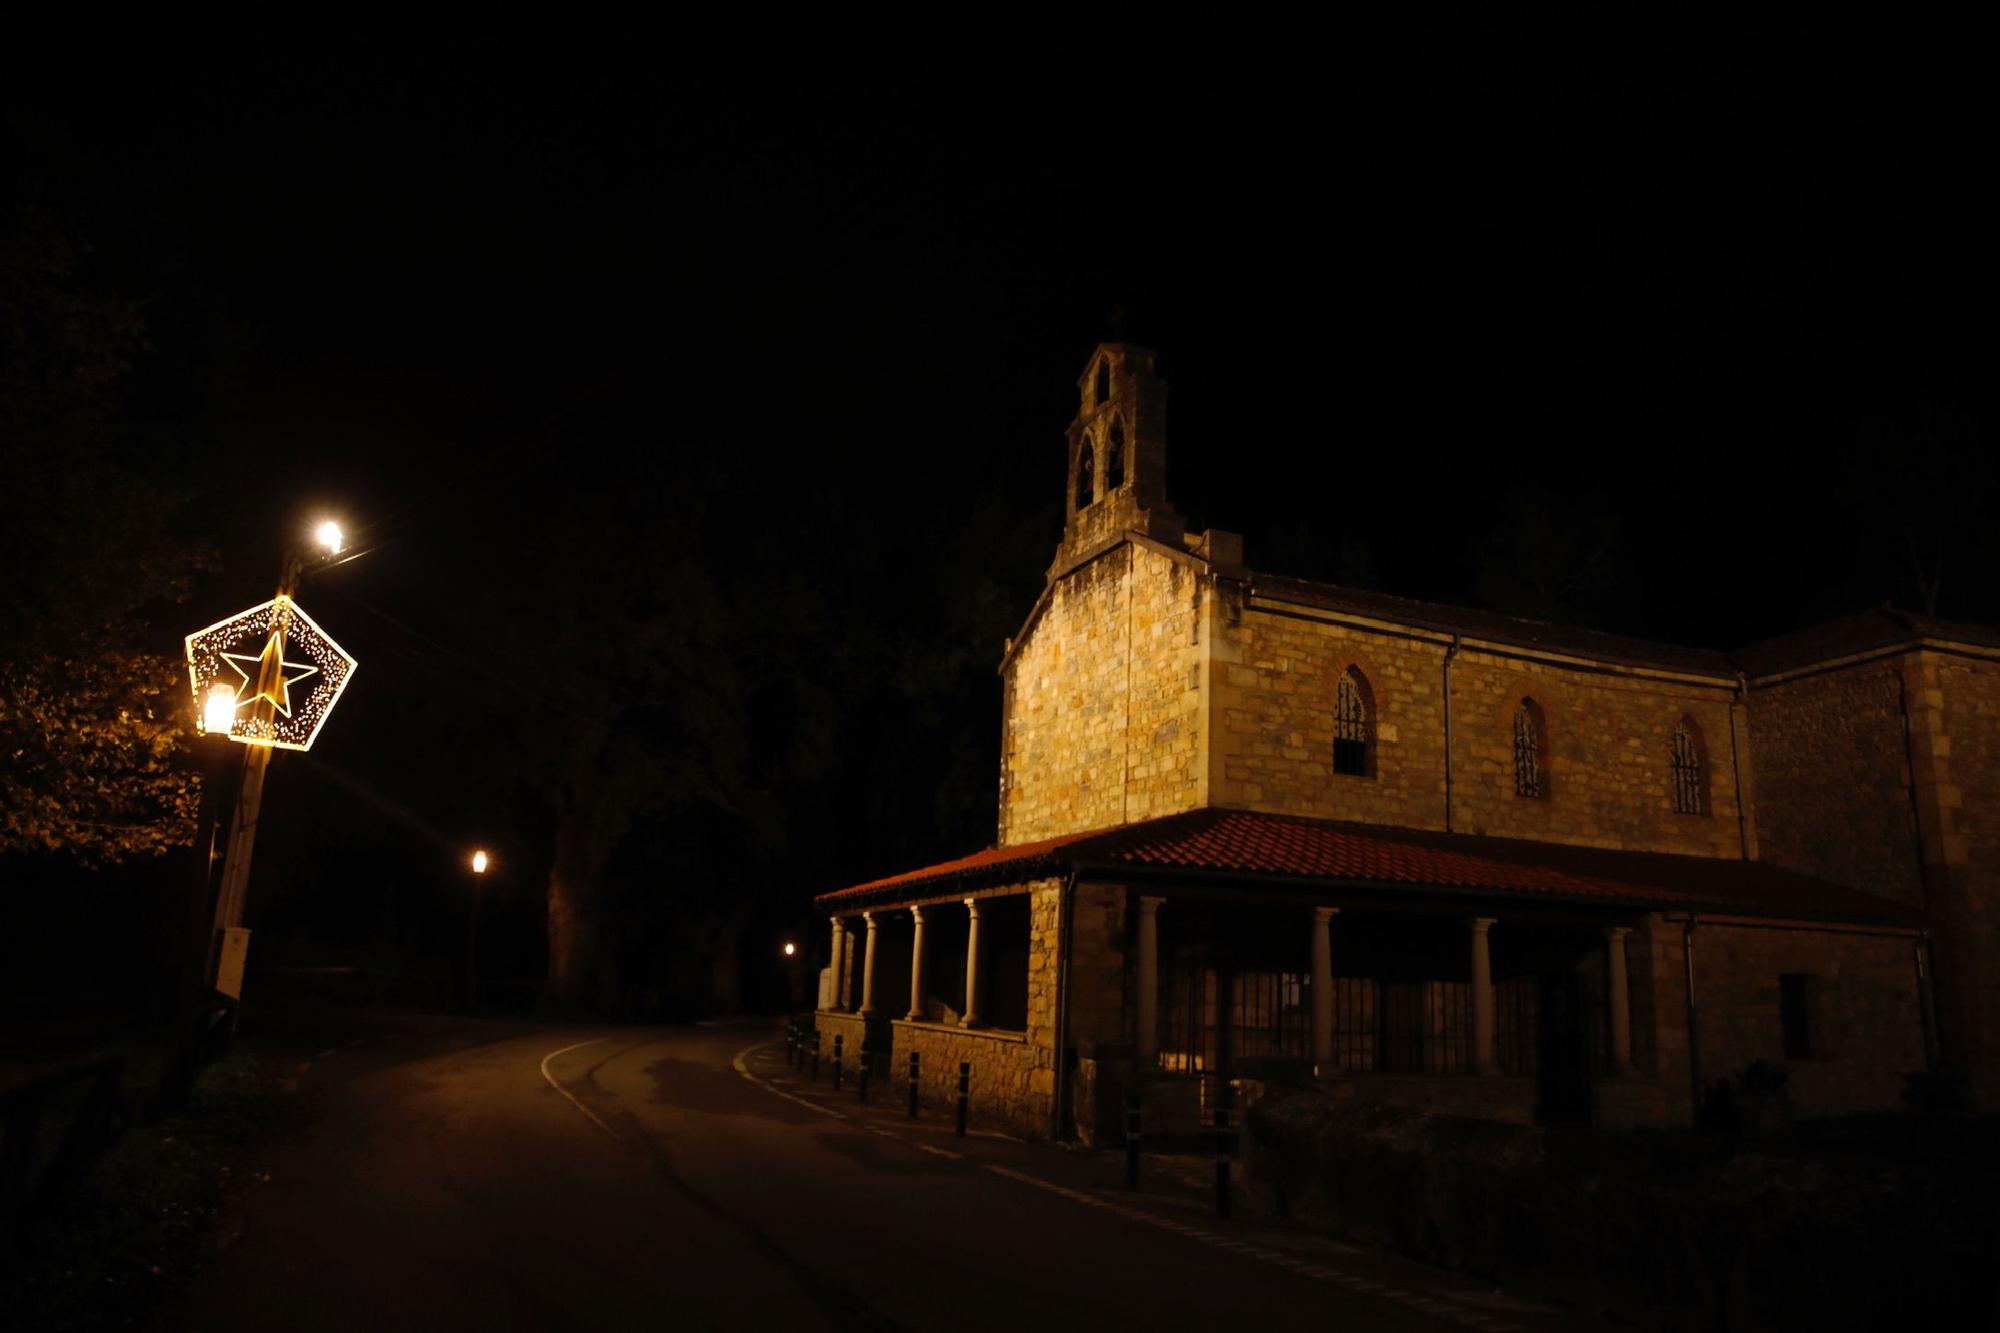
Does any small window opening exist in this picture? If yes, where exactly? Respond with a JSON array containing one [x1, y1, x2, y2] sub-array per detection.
[[1075, 442, 1095, 510], [1333, 669, 1371, 777], [1513, 699, 1545, 798], [1106, 419, 1126, 491], [1779, 974, 1818, 1059], [1094, 358, 1111, 406], [1671, 719, 1704, 815]]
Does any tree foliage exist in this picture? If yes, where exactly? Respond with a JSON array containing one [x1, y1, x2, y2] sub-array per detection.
[[0, 210, 210, 864]]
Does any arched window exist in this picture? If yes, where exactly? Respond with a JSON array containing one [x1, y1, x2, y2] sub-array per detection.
[[1075, 440, 1095, 510], [1513, 699, 1546, 798], [1105, 419, 1126, 491], [1333, 669, 1372, 777], [1671, 718, 1705, 815], [1094, 358, 1111, 406]]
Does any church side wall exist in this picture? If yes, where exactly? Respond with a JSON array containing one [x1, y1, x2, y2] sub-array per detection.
[[1211, 602, 1745, 858], [1448, 649, 1745, 857], [1746, 659, 1925, 905], [1643, 915, 1926, 1119], [1936, 655, 2000, 1103], [999, 544, 1204, 844]]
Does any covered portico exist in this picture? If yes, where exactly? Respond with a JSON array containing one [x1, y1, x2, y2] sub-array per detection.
[[812, 807, 1923, 1138]]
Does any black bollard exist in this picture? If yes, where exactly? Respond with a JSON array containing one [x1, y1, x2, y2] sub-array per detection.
[[955, 1061, 970, 1137], [1125, 1082, 1142, 1189], [858, 1049, 871, 1103], [833, 1034, 844, 1091], [1215, 1102, 1232, 1220], [810, 1038, 820, 1081], [906, 1051, 920, 1118], [785, 1020, 796, 1064]]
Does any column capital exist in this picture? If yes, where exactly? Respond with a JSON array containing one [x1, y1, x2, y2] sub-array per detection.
[[1605, 925, 1632, 942], [1467, 916, 1497, 934], [1313, 905, 1340, 923], [1137, 894, 1165, 912], [863, 911, 879, 928], [964, 896, 982, 918], [910, 905, 925, 924]]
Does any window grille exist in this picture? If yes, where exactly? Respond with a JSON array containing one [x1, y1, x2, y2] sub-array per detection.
[[1105, 419, 1126, 491], [1671, 720, 1703, 814], [1333, 670, 1370, 777], [1075, 442, 1095, 510], [1514, 700, 1545, 798]]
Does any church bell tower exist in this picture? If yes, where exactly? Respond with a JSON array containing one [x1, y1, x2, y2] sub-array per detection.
[[1052, 343, 1183, 576]]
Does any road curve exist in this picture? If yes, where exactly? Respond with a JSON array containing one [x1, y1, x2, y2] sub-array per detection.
[[181, 1019, 1576, 1332]]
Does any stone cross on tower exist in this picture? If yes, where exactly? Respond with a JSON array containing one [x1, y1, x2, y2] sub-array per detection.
[[1052, 343, 1185, 578]]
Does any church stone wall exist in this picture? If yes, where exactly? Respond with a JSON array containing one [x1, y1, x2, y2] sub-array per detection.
[[1446, 650, 1745, 857], [1639, 914, 1925, 1119], [998, 544, 1205, 845], [1747, 659, 1925, 905], [1212, 600, 1747, 858], [1936, 655, 2000, 1103]]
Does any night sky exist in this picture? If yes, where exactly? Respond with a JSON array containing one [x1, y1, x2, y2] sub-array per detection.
[[7, 40, 1994, 1007]]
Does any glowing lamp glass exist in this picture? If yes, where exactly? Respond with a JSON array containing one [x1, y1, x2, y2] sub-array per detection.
[[203, 683, 238, 735], [471, 850, 489, 874], [315, 520, 344, 555], [782, 942, 797, 957]]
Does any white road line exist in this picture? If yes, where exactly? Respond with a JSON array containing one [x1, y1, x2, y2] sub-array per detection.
[[735, 1039, 1518, 1332], [732, 1041, 848, 1120], [540, 1037, 617, 1139]]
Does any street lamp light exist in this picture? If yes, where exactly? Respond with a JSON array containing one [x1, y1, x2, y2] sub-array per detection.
[[315, 519, 344, 556], [465, 849, 490, 1012], [202, 682, 238, 736]]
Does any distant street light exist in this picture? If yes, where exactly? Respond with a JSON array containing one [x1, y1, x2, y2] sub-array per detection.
[[783, 941, 796, 957], [466, 848, 490, 1011], [315, 519, 344, 555]]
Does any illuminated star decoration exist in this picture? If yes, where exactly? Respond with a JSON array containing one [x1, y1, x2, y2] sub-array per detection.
[[185, 596, 358, 750], [220, 632, 320, 717]]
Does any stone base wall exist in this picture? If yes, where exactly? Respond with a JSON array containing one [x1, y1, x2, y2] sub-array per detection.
[[811, 1010, 876, 1075], [889, 1020, 1048, 1136]]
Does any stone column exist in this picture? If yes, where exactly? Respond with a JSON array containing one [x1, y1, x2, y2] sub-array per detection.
[[827, 917, 846, 1011], [1311, 906, 1338, 1075], [858, 912, 881, 1017], [906, 906, 928, 1021], [1606, 926, 1635, 1075], [1469, 917, 1499, 1075], [1136, 896, 1164, 1070], [962, 898, 985, 1028]]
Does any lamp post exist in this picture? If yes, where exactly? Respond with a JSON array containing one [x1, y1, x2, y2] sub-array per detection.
[[466, 849, 490, 1012], [157, 684, 243, 1110], [204, 519, 348, 1000]]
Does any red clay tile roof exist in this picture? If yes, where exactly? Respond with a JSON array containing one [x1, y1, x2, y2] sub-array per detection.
[[816, 807, 1920, 925]]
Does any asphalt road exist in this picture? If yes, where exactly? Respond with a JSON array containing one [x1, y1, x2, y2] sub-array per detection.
[[180, 1020, 1588, 1332]]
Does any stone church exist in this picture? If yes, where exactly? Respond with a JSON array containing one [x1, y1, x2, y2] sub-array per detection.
[[814, 344, 1999, 1139]]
